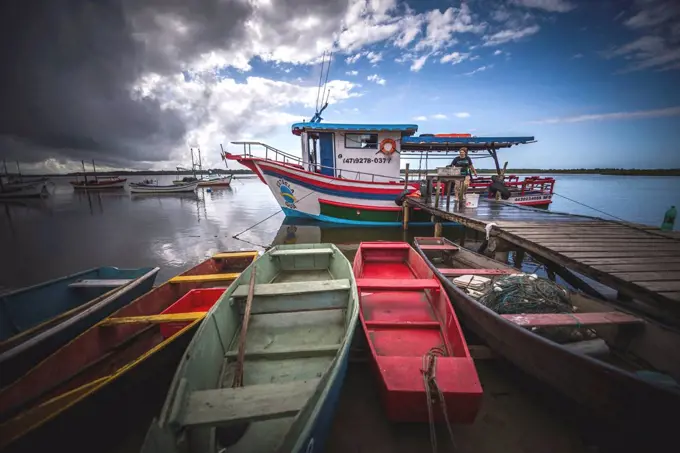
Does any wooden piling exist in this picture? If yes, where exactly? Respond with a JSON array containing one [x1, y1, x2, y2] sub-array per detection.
[[434, 221, 442, 238], [403, 163, 410, 230]]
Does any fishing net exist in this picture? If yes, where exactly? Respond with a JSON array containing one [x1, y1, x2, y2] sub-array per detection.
[[479, 274, 573, 315]]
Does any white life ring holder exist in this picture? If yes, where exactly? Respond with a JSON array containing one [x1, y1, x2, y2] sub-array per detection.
[[379, 138, 397, 155]]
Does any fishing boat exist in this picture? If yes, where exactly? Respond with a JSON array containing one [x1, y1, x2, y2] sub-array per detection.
[[142, 244, 358, 453], [0, 267, 159, 388], [197, 174, 233, 187], [0, 180, 48, 199], [352, 242, 482, 424], [173, 147, 233, 187], [129, 180, 199, 194], [0, 251, 257, 453], [70, 160, 126, 190], [414, 236, 680, 442]]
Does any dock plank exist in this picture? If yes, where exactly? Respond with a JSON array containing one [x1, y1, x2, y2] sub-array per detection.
[[232, 279, 350, 297], [637, 281, 680, 292], [609, 272, 680, 282]]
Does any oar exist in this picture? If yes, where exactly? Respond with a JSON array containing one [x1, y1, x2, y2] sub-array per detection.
[[232, 267, 256, 388]]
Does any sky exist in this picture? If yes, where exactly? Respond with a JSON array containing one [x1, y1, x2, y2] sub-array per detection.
[[1, 0, 679, 173]]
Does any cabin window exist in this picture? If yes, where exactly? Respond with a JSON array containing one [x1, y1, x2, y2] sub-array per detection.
[[345, 133, 378, 149]]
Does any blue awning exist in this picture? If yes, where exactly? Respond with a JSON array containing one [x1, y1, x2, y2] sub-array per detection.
[[292, 122, 419, 135], [401, 136, 535, 151]]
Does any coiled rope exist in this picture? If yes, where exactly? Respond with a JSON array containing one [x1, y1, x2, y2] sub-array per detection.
[[421, 346, 457, 453]]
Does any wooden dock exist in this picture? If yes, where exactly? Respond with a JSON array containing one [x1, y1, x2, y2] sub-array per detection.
[[407, 197, 680, 321]]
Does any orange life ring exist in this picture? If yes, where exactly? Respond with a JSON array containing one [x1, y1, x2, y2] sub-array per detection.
[[379, 138, 397, 155]]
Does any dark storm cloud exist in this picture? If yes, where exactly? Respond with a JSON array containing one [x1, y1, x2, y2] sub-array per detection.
[[0, 0, 254, 168]]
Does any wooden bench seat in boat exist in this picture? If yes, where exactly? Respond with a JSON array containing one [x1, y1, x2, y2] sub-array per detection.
[[356, 278, 440, 291], [68, 279, 133, 288], [358, 243, 410, 250], [417, 244, 459, 251], [232, 279, 350, 297], [212, 252, 259, 260], [181, 379, 321, 428], [223, 344, 341, 360], [502, 312, 643, 328], [168, 273, 240, 284], [439, 268, 520, 277], [100, 312, 206, 326], [269, 248, 334, 257], [231, 279, 351, 314]]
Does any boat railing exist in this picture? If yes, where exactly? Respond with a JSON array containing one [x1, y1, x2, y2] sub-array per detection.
[[230, 141, 405, 183]]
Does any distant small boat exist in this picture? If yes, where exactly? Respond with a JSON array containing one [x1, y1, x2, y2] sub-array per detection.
[[414, 236, 680, 443], [0, 266, 159, 388], [129, 180, 198, 193], [0, 180, 48, 198], [0, 251, 258, 453], [197, 174, 233, 187], [70, 177, 127, 190], [353, 241, 483, 424], [142, 244, 359, 453]]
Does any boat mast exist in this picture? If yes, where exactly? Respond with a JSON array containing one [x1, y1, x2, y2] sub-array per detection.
[[220, 144, 229, 171], [81, 160, 88, 185], [91, 159, 98, 182], [16, 161, 22, 183], [190, 148, 196, 178]]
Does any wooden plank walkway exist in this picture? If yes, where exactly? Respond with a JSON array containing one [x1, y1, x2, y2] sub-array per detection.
[[408, 197, 680, 319]]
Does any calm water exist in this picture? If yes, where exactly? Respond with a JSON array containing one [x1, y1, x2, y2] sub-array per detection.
[[1, 173, 678, 291]]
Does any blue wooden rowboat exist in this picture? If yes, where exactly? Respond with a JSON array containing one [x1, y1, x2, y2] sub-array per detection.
[[0, 266, 159, 387], [141, 244, 359, 453]]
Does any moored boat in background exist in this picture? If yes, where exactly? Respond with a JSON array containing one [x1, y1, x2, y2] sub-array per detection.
[[414, 236, 680, 443], [0, 266, 159, 388], [352, 241, 482, 424], [142, 243, 359, 453], [129, 180, 198, 194], [0, 251, 257, 453]]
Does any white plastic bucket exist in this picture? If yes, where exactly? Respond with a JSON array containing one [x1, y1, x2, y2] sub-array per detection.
[[465, 193, 480, 208]]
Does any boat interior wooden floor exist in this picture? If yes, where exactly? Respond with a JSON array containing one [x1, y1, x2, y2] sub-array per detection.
[[173, 246, 355, 453]]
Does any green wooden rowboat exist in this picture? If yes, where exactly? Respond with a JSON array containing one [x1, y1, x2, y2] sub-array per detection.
[[142, 243, 358, 453]]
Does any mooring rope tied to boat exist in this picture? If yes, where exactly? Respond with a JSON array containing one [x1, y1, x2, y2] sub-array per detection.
[[422, 346, 458, 453]]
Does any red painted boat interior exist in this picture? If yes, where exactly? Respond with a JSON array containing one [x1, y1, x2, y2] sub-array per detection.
[[0, 255, 253, 419], [353, 242, 482, 424], [159, 288, 225, 338]]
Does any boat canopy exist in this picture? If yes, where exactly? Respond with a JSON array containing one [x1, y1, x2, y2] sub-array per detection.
[[401, 135, 535, 151], [292, 122, 418, 136]]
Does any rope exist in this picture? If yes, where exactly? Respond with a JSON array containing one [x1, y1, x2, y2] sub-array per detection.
[[421, 346, 457, 453], [552, 192, 629, 222], [480, 274, 572, 315]]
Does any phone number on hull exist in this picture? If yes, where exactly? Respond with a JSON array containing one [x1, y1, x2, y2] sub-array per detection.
[[341, 157, 389, 164]]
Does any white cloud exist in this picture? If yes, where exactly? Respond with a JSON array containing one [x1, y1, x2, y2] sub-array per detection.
[[346, 70, 359, 76], [414, 5, 486, 52], [455, 112, 471, 118], [464, 65, 493, 75], [483, 25, 540, 46], [367, 73, 387, 85], [440, 51, 469, 64], [529, 106, 680, 124], [365, 51, 383, 64], [410, 54, 429, 72], [432, 113, 448, 119], [572, 53, 583, 58], [470, 55, 481, 61], [493, 50, 503, 56], [604, 35, 680, 72], [345, 53, 362, 64], [510, 0, 576, 13], [624, 1, 680, 29], [413, 115, 428, 121]]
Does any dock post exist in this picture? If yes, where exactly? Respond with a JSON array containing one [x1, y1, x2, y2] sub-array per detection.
[[403, 163, 410, 230], [433, 179, 441, 213], [434, 220, 442, 237]]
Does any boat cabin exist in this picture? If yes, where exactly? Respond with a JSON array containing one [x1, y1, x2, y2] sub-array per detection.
[[292, 122, 418, 182]]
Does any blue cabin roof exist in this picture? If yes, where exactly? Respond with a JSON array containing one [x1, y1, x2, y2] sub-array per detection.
[[401, 135, 535, 151], [292, 122, 419, 135]]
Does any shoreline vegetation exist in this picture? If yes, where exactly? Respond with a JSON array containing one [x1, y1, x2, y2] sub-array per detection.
[[3, 168, 679, 177]]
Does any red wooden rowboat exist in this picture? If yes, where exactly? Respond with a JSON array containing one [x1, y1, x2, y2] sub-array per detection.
[[352, 242, 482, 424], [0, 251, 258, 452]]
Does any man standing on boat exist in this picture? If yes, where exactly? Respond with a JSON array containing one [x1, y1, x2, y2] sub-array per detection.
[[449, 147, 477, 204]]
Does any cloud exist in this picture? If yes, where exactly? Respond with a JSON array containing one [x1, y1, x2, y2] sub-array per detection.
[[346, 70, 359, 76], [529, 106, 680, 124], [346, 53, 362, 64], [464, 65, 494, 75], [413, 115, 428, 121], [410, 55, 429, 72], [367, 74, 387, 85], [432, 113, 448, 120], [483, 25, 540, 46], [440, 51, 470, 64], [493, 50, 503, 56], [572, 53, 584, 58], [414, 4, 486, 52], [624, 0, 680, 29], [510, 0, 576, 13], [365, 51, 383, 64], [604, 35, 680, 72], [455, 112, 471, 118]]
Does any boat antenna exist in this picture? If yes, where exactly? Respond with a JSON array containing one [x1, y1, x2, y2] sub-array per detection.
[[314, 51, 327, 113], [311, 51, 332, 123]]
